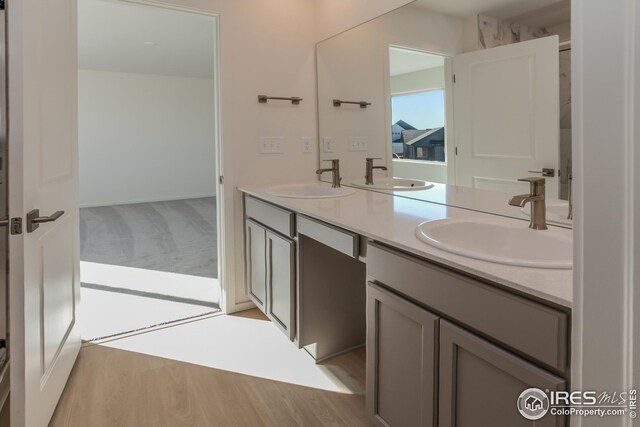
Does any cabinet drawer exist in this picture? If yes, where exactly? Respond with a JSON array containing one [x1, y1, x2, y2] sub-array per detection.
[[245, 196, 295, 237], [367, 242, 569, 373], [297, 215, 359, 258]]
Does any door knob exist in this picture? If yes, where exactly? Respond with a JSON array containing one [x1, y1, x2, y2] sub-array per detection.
[[26, 209, 64, 233], [527, 168, 556, 177]]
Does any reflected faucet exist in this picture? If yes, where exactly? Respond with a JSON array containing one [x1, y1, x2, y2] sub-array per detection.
[[567, 173, 573, 220], [365, 158, 387, 185], [316, 159, 342, 188], [566, 158, 573, 220], [509, 177, 548, 230]]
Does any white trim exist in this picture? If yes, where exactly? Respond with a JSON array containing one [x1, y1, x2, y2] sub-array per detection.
[[572, 1, 638, 426], [392, 159, 447, 167], [78, 193, 218, 209], [622, 0, 637, 402], [390, 87, 445, 97]]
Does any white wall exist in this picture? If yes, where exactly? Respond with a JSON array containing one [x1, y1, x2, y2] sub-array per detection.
[[314, 0, 414, 42], [571, 1, 638, 425], [78, 69, 216, 207], [392, 160, 447, 183], [390, 66, 445, 94], [317, 5, 462, 180]]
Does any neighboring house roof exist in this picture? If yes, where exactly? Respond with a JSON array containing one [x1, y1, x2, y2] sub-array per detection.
[[394, 120, 417, 130], [404, 127, 445, 147], [401, 129, 430, 142]]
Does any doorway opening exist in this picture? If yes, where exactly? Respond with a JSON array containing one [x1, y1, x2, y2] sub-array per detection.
[[388, 47, 449, 183], [77, 0, 221, 342]]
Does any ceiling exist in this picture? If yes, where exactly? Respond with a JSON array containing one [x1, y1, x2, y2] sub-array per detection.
[[389, 48, 444, 76], [411, 0, 565, 19], [78, 0, 215, 79]]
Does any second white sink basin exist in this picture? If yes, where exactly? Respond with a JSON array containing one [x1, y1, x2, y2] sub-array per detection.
[[266, 183, 355, 199], [415, 218, 572, 269], [351, 177, 434, 191]]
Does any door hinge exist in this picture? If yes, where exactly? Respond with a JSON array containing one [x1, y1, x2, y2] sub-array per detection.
[[219, 176, 224, 185], [453, 74, 456, 83], [10, 217, 22, 235], [455, 147, 458, 155]]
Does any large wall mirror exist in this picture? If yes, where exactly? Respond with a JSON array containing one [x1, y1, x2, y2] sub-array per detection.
[[317, 0, 572, 227]]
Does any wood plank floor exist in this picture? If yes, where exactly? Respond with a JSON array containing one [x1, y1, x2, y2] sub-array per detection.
[[49, 310, 375, 427]]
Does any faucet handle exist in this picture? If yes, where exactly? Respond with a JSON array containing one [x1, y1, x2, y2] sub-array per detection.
[[517, 177, 546, 184], [366, 157, 382, 161], [518, 177, 546, 196]]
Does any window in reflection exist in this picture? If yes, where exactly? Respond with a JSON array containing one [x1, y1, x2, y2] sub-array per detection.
[[391, 90, 445, 162], [389, 47, 447, 164]]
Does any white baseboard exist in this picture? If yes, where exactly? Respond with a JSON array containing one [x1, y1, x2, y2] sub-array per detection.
[[79, 193, 217, 208]]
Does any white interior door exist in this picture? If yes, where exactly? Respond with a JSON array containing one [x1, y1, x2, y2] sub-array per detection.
[[8, 1, 81, 426], [452, 36, 559, 198]]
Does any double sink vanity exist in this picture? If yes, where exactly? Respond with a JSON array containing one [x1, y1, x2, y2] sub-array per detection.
[[243, 3, 574, 424], [240, 176, 572, 427]]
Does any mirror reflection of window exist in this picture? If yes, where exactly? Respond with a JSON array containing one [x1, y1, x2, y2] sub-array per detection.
[[391, 90, 445, 162], [389, 47, 447, 165]]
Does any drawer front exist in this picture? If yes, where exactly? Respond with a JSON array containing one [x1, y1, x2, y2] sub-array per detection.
[[367, 242, 569, 373], [245, 196, 295, 237], [297, 215, 359, 258]]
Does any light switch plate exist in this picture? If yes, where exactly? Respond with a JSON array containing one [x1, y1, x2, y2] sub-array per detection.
[[322, 137, 334, 153], [259, 137, 284, 154], [301, 137, 313, 153], [349, 136, 368, 152], [349, 136, 369, 151]]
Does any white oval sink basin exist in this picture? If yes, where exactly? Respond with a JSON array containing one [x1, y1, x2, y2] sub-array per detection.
[[521, 199, 572, 226], [266, 183, 355, 199], [351, 177, 434, 191], [415, 218, 572, 269]]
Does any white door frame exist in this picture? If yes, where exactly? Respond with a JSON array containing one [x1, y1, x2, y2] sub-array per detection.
[[83, 0, 229, 313], [571, 1, 638, 426]]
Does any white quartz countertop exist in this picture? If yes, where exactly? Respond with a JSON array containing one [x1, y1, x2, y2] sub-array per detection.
[[339, 178, 573, 229], [239, 183, 573, 308]]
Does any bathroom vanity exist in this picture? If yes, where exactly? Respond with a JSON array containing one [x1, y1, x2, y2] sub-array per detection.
[[241, 184, 571, 427]]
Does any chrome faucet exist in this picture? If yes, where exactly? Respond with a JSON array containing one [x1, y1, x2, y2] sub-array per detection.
[[365, 157, 388, 185], [509, 177, 548, 230], [316, 159, 342, 188]]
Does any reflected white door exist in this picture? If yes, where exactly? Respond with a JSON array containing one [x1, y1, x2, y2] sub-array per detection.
[[452, 36, 559, 198], [8, 1, 81, 426]]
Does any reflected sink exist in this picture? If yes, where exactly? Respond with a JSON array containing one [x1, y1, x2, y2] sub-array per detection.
[[415, 218, 572, 269], [522, 199, 572, 226], [266, 183, 355, 199], [351, 177, 434, 191]]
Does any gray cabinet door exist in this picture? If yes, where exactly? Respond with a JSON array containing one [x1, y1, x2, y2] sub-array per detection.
[[266, 230, 295, 341], [439, 320, 566, 427], [245, 219, 267, 311], [366, 283, 439, 427]]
